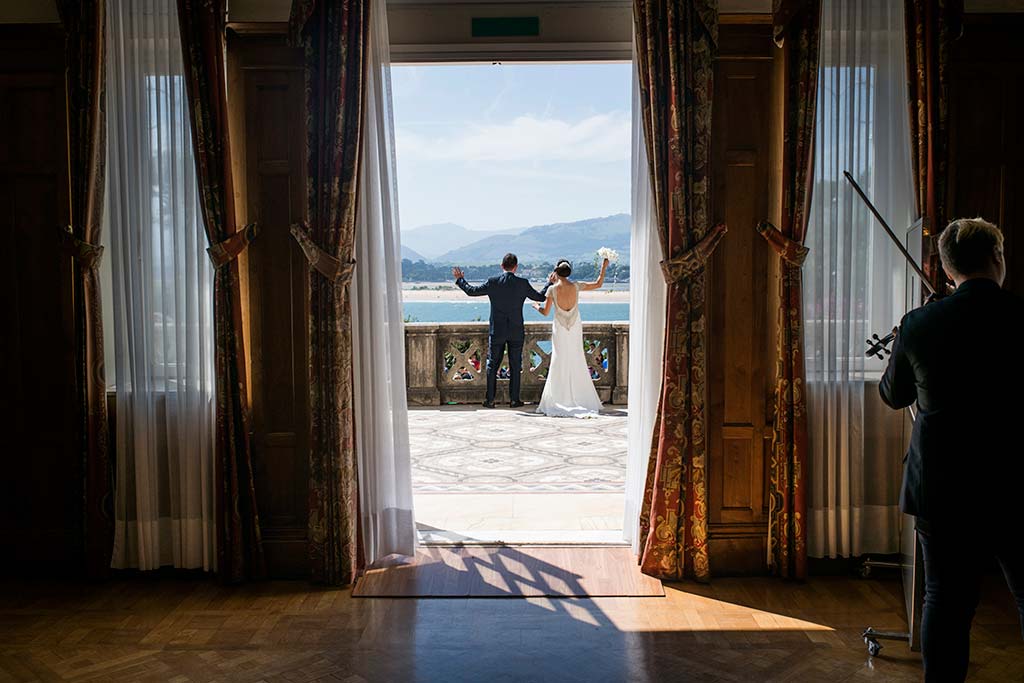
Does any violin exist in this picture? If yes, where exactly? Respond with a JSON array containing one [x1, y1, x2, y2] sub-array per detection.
[[866, 328, 899, 361], [842, 171, 947, 359]]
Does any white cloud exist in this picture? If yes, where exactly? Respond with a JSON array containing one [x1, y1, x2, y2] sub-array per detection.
[[395, 112, 630, 163]]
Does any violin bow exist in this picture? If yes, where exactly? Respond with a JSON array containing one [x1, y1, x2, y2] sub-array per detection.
[[843, 170, 938, 296], [844, 171, 946, 359]]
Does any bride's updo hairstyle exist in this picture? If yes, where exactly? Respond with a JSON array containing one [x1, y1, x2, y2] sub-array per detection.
[[555, 260, 572, 277]]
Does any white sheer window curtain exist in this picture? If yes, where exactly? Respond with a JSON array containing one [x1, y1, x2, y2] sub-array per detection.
[[351, 0, 417, 564], [106, 0, 217, 570], [623, 51, 666, 551], [804, 0, 915, 559]]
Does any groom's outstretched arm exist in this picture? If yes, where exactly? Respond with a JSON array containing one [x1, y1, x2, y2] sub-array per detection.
[[452, 267, 489, 296], [523, 273, 554, 303]]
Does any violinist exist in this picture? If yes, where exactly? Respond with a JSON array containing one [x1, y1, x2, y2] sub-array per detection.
[[879, 217, 1024, 682]]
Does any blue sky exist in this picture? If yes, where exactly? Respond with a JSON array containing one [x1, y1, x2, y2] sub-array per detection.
[[391, 62, 632, 233]]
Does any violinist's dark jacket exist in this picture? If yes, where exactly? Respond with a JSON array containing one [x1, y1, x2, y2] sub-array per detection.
[[879, 277, 1024, 523]]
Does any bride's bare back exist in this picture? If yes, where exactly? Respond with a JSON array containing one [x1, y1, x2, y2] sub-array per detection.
[[552, 280, 579, 311], [533, 258, 610, 318]]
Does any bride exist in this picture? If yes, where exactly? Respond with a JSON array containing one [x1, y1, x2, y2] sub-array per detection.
[[532, 257, 609, 417]]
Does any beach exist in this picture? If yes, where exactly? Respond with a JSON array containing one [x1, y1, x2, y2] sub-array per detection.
[[402, 282, 630, 303]]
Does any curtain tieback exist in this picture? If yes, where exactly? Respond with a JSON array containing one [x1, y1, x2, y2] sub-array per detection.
[[208, 222, 259, 268], [290, 222, 356, 286], [660, 223, 728, 284], [58, 225, 104, 271], [756, 220, 809, 267]]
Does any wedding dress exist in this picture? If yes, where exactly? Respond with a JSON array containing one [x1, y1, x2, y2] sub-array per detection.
[[536, 281, 604, 417]]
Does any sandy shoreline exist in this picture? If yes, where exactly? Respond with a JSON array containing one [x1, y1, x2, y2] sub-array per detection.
[[402, 283, 630, 303]]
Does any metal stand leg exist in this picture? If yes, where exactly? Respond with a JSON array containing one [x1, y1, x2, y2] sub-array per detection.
[[860, 557, 912, 657], [861, 627, 910, 657]]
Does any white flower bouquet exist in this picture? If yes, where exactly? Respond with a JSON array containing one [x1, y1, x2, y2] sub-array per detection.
[[596, 246, 618, 266]]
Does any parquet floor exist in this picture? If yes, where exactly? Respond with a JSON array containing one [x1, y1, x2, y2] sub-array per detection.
[[1, 572, 1022, 682], [352, 547, 665, 597]]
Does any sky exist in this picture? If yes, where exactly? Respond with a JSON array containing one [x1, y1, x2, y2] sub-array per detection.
[[391, 62, 632, 233]]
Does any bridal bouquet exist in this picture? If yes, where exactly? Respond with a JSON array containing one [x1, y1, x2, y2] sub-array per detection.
[[596, 246, 618, 266]]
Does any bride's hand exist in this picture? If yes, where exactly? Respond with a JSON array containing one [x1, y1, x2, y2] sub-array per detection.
[[602, 258, 609, 269]]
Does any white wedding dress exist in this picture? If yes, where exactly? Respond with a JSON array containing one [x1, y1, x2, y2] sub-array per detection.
[[536, 281, 604, 418]]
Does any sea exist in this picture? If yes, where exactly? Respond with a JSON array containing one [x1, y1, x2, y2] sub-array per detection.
[[403, 301, 630, 323]]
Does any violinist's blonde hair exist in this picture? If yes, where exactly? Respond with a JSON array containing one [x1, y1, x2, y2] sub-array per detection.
[[938, 217, 1003, 277]]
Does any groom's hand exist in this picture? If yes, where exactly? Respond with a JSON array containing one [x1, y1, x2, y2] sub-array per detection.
[[548, 271, 557, 284], [452, 267, 464, 280]]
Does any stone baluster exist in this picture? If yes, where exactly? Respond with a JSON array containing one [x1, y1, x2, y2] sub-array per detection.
[[613, 322, 629, 405], [405, 323, 441, 406]]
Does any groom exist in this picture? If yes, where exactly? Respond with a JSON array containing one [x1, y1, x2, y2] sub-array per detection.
[[452, 253, 552, 408]]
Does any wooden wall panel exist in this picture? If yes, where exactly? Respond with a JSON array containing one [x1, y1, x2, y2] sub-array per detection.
[[236, 36, 309, 578], [0, 27, 77, 573], [707, 26, 775, 575], [948, 14, 1024, 299]]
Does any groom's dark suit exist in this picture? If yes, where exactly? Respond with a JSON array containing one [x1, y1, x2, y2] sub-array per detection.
[[456, 271, 550, 404]]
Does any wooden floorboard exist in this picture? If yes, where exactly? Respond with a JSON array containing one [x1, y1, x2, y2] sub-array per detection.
[[352, 546, 664, 598], [0, 573, 1022, 681]]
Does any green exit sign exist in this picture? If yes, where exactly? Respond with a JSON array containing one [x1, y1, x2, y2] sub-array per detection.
[[471, 17, 540, 38]]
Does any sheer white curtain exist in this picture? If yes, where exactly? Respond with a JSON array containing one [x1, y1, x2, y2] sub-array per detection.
[[804, 0, 915, 559], [106, 0, 216, 570], [623, 56, 666, 552], [351, 0, 417, 564]]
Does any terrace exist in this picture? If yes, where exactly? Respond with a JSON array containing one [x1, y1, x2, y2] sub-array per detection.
[[405, 322, 630, 543]]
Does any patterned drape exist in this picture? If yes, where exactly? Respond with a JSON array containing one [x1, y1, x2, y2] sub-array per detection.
[[905, 0, 963, 283], [177, 0, 266, 582], [289, 0, 368, 586], [57, 0, 112, 579], [634, 0, 720, 583], [761, 0, 820, 581]]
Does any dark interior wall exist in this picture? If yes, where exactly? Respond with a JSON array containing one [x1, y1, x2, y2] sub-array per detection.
[[0, 25, 81, 574], [948, 14, 1024, 297]]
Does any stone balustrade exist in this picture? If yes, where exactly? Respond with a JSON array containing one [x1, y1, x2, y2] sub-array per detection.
[[405, 321, 629, 406]]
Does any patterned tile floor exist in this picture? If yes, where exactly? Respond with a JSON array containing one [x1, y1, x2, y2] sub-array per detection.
[[410, 405, 628, 541], [409, 405, 627, 493]]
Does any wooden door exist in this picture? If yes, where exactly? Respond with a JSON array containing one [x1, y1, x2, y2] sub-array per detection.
[[706, 25, 776, 575], [237, 36, 310, 577]]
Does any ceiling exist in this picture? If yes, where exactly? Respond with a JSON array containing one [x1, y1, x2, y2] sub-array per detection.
[[1, 0, 1021, 27]]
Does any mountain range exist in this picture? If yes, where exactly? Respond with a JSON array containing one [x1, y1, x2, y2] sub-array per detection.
[[401, 213, 631, 266], [399, 222, 516, 261], [401, 244, 428, 262]]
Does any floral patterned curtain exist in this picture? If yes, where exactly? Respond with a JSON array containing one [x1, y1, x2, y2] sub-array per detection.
[[634, 0, 723, 583], [905, 0, 963, 284], [761, 0, 820, 580], [56, 0, 112, 579], [289, 0, 368, 586], [177, 0, 266, 582]]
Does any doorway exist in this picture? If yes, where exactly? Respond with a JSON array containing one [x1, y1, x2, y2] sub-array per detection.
[[392, 61, 634, 544]]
